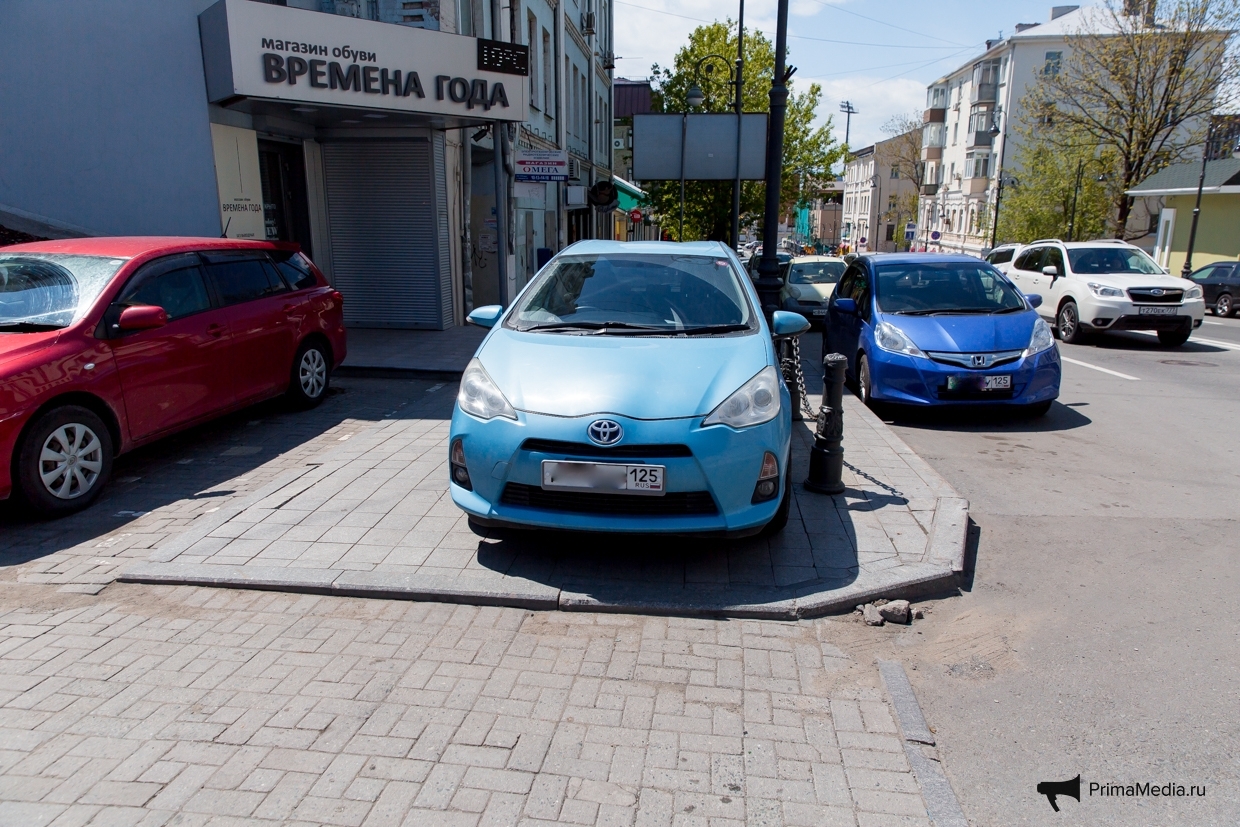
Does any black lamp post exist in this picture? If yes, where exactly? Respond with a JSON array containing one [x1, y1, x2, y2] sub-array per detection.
[[755, 0, 794, 322], [1066, 160, 1108, 242], [683, 54, 740, 245], [1181, 127, 1240, 276]]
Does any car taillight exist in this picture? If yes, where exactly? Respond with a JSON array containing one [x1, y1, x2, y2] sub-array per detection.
[[330, 290, 344, 304]]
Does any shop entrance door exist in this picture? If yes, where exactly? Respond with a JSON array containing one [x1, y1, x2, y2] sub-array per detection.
[[567, 210, 590, 243], [258, 140, 313, 257]]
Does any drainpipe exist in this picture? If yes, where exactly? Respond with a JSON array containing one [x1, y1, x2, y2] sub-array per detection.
[[491, 0, 509, 305]]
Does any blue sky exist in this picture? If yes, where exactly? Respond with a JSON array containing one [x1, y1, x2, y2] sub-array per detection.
[[614, 0, 1059, 150]]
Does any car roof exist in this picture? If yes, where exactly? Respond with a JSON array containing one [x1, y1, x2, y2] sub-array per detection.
[[1018, 238, 1139, 249], [0, 236, 299, 259], [560, 240, 732, 256], [858, 252, 984, 266], [789, 255, 845, 263]]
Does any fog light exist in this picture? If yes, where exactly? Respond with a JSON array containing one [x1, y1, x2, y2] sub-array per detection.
[[1091, 317, 1114, 327], [751, 451, 780, 504], [449, 438, 472, 491]]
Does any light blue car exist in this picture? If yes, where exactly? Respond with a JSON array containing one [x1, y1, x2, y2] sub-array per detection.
[[448, 240, 810, 537]]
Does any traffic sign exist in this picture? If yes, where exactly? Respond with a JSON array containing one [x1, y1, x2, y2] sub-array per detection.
[[629, 209, 642, 223]]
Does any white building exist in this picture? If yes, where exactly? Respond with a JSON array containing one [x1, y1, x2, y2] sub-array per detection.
[[841, 134, 920, 253]]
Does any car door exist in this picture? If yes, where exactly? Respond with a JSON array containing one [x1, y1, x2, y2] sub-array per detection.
[[201, 253, 298, 404], [827, 265, 865, 373], [1040, 246, 1070, 318], [107, 255, 235, 441], [1009, 247, 1046, 295]]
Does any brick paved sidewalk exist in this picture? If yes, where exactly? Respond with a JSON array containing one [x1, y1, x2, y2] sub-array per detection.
[[0, 582, 938, 827]]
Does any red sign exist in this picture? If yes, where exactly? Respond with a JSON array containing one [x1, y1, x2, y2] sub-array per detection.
[[629, 209, 642, 223]]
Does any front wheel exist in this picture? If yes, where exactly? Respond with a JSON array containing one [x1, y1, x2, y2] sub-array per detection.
[[1157, 327, 1192, 347], [1057, 301, 1088, 344], [16, 405, 114, 517], [288, 338, 331, 408]]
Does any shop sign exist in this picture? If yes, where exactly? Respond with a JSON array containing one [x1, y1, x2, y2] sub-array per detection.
[[200, 0, 528, 122], [514, 149, 568, 182]]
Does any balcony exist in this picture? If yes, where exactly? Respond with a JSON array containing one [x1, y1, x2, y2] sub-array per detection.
[[920, 183, 939, 196], [963, 177, 989, 195], [922, 146, 942, 161], [970, 82, 997, 103], [965, 130, 994, 149], [923, 107, 946, 124]]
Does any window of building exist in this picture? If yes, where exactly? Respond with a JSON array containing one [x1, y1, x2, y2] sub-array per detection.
[[926, 85, 947, 109], [952, 122, 959, 144], [967, 104, 994, 134], [542, 29, 552, 119], [528, 14, 539, 109], [1044, 51, 1063, 75], [890, 166, 899, 179], [923, 122, 946, 147], [965, 151, 990, 179]]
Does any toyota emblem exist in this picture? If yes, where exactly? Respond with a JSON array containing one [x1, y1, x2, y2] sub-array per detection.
[[587, 419, 623, 445]]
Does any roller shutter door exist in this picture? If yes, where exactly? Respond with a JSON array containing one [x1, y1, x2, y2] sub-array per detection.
[[321, 139, 450, 328]]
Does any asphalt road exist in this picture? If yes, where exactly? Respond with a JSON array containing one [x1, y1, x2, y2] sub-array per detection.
[[866, 316, 1240, 825]]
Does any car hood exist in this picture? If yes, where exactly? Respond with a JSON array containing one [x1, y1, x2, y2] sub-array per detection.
[[880, 311, 1036, 353], [0, 330, 61, 372], [790, 283, 837, 301], [1072, 272, 1193, 289], [477, 328, 773, 419]]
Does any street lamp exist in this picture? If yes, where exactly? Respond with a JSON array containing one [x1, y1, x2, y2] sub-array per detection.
[[988, 108, 1011, 249], [1181, 125, 1240, 276], [1067, 159, 1109, 242], [679, 53, 740, 244]]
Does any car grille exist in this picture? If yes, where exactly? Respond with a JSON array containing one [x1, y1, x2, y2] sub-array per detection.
[[520, 439, 693, 459], [1127, 287, 1183, 304], [926, 350, 1023, 370], [500, 483, 718, 515]]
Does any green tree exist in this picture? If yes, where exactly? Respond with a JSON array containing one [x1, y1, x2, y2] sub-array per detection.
[[994, 127, 1115, 244], [646, 22, 842, 241]]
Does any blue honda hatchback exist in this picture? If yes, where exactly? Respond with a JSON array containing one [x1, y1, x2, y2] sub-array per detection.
[[823, 254, 1060, 413], [449, 240, 810, 536]]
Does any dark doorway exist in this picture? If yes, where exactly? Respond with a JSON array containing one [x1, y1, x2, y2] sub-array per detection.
[[567, 209, 590, 243], [258, 140, 313, 257]]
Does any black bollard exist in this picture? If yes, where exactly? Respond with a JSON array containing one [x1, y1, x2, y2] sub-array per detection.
[[804, 352, 847, 494]]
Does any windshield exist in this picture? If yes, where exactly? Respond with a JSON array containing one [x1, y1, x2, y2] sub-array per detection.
[[875, 262, 1027, 315], [0, 254, 127, 330], [1067, 246, 1164, 275], [788, 260, 845, 285], [509, 252, 755, 334]]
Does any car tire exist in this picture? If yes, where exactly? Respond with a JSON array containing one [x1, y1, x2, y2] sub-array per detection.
[[856, 353, 874, 408], [1057, 301, 1088, 344], [288, 338, 331, 408], [1215, 293, 1233, 317], [1157, 327, 1192, 347], [760, 466, 792, 537], [15, 405, 114, 517], [1024, 400, 1053, 418]]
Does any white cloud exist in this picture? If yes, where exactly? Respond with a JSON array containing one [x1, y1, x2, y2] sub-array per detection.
[[808, 77, 926, 150]]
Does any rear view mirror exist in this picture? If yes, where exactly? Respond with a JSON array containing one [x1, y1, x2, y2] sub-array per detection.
[[833, 297, 858, 314], [1025, 293, 1044, 309], [1042, 265, 1059, 277], [117, 305, 168, 331], [467, 305, 503, 328]]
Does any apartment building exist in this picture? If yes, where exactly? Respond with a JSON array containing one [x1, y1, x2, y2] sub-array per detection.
[[841, 132, 921, 253]]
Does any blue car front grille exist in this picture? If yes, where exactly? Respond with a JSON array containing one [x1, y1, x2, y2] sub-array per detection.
[[520, 439, 693, 459], [500, 483, 718, 515]]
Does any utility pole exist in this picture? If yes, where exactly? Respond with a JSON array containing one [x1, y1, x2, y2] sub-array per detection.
[[839, 101, 857, 147], [755, 0, 793, 321]]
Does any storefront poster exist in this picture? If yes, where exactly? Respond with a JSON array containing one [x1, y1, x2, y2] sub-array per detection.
[[209, 123, 265, 240]]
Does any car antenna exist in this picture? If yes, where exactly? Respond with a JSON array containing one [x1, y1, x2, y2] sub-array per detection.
[[220, 217, 231, 238]]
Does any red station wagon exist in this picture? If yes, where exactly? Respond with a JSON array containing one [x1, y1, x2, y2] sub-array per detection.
[[0, 237, 347, 516]]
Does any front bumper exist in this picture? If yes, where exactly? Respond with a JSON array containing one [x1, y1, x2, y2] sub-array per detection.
[[0, 409, 29, 500], [449, 405, 791, 534], [782, 297, 828, 322], [1078, 297, 1205, 331], [868, 346, 1061, 406]]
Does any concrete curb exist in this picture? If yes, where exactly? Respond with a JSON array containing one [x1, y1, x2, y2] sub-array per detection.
[[879, 659, 969, 827], [926, 496, 970, 573]]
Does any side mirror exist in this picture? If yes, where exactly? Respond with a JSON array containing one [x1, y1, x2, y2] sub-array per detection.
[[833, 297, 858, 315], [1024, 293, 1044, 309], [771, 310, 811, 338], [117, 305, 168, 331], [466, 305, 503, 328], [1042, 265, 1059, 277]]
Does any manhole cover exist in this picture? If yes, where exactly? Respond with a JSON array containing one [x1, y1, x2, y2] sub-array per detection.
[[1160, 359, 1218, 367]]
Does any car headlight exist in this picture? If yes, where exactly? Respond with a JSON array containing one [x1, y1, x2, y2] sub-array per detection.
[[875, 321, 925, 357], [1185, 286, 1203, 300], [1088, 282, 1125, 298], [457, 358, 516, 420], [703, 365, 781, 428], [1025, 317, 1055, 356]]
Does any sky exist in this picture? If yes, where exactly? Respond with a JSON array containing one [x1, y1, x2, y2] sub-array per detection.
[[613, 0, 1059, 151]]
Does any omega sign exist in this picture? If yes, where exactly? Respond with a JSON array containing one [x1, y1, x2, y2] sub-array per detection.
[[199, 0, 528, 123]]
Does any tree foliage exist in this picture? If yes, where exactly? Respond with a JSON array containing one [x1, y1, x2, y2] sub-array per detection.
[[646, 22, 843, 241], [1022, 0, 1240, 235], [995, 127, 1115, 244]]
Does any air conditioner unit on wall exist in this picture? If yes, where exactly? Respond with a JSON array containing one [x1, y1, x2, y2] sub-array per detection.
[[582, 12, 596, 35], [568, 158, 582, 180]]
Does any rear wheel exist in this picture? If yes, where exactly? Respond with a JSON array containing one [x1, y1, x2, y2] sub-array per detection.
[[288, 338, 331, 408], [1215, 293, 1233, 317], [1157, 327, 1192, 347], [16, 405, 114, 517], [1057, 301, 1088, 344]]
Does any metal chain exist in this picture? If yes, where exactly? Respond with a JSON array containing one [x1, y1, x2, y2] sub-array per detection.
[[780, 337, 817, 420]]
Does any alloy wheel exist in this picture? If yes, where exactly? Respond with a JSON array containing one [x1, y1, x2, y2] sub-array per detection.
[[39, 423, 104, 500], [1217, 295, 1232, 317], [299, 348, 327, 399]]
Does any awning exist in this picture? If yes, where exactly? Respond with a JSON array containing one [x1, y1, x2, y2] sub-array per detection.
[[614, 175, 646, 212]]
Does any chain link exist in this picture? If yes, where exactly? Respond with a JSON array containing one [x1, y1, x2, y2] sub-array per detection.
[[780, 337, 818, 420]]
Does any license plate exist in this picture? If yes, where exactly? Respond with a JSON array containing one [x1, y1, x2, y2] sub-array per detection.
[[541, 460, 665, 496], [1138, 306, 1177, 316], [947, 375, 1011, 391], [811, 308, 827, 316]]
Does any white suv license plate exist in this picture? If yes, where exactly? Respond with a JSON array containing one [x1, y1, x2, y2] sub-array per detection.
[[541, 460, 665, 496], [1138, 306, 1177, 316]]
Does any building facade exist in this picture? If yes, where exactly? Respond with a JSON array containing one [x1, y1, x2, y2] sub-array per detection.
[[842, 135, 920, 253], [0, 0, 614, 328]]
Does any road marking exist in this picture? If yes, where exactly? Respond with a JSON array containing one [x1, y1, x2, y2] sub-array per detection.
[[1203, 320, 1226, 326], [1189, 336, 1240, 351], [1061, 356, 1141, 380]]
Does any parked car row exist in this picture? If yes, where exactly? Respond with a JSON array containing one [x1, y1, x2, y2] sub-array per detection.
[[0, 238, 346, 516]]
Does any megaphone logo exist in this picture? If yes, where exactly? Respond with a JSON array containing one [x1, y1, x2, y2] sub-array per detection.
[[1036, 774, 1081, 812]]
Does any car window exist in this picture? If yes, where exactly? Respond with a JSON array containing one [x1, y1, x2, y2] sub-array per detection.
[[1043, 247, 1065, 273], [508, 252, 754, 333], [1067, 246, 1163, 275], [204, 258, 286, 306], [988, 247, 1015, 265], [1187, 265, 1219, 282], [854, 270, 873, 321], [0, 254, 126, 330], [875, 262, 1027, 314], [789, 261, 845, 285], [1013, 248, 1045, 272], [121, 265, 211, 321], [272, 252, 319, 291], [833, 266, 862, 303]]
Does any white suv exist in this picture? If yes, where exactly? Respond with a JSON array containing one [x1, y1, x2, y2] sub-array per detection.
[[999, 239, 1205, 347]]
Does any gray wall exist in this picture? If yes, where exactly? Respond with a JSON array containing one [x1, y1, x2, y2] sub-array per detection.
[[0, 0, 222, 237]]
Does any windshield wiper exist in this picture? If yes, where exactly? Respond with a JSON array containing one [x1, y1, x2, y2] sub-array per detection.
[[519, 321, 667, 333], [0, 322, 63, 332], [673, 323, 751, 335]]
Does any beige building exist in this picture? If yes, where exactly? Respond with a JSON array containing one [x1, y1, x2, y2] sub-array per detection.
[[841, 131, 921, 253]]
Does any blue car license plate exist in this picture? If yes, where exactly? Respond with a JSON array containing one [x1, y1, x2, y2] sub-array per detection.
[[947, 375, 1011, 391], [541, 461, 665, 495]]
